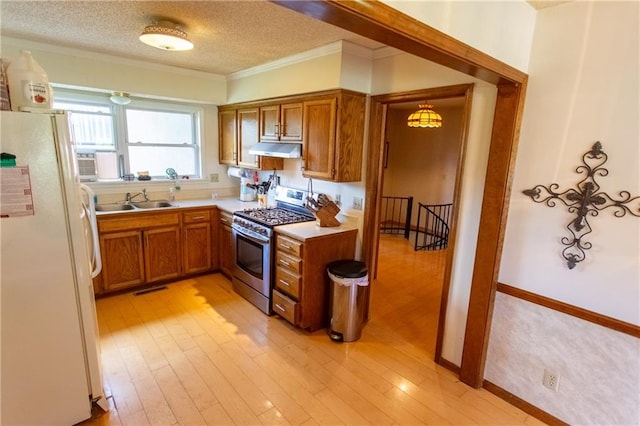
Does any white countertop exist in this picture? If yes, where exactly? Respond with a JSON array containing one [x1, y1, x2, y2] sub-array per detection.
[[96, 196, 358, 241], [95, 196, 259, 215], [275, 220, 357, 241]]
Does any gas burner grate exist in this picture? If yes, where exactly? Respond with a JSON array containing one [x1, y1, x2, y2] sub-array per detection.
[[236, 207, 314, 226]]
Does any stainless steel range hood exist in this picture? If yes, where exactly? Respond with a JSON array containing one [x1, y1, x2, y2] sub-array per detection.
[[249, 142, 301, 159]]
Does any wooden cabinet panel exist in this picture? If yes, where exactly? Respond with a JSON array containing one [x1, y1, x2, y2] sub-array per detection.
[[276, 251, 302, 275], [145, 226, 180, 283], [275, 234, 302, 257], [238, 107, 260, 169], [273, 290, 298, 324], [301, 91, 365, 182], [219, 109, 237, 165], [302, 98, 336, 180], [100, 230, 145, 291], [219, 106, 283, 170], [183, 222, 211, 274], [259, 104, 280, 141], [280, 102, 303, 141], [275, 267, 301, 299], [273, 229, 358, 331], [218, 210, 234, 278], [261, 103, 303, 142], [96, 207, 217, 294]]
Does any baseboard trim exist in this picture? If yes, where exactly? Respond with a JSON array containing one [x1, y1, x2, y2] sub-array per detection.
[[497, 282, 640, 338], [438, 357, 460, 375], [483, 380, 568, 426]]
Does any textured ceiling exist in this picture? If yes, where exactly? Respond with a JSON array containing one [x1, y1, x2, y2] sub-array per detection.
[[0, 0, 384, 75]]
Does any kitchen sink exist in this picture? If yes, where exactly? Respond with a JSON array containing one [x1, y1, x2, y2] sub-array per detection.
[[132, 200, 174, 209], [95, 203, 135, 212]]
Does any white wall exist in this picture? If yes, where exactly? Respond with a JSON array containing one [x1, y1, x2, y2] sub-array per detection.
[[489, 2, 639, 424], [0, 37, 234, 202], [380, 0, 537, 72]]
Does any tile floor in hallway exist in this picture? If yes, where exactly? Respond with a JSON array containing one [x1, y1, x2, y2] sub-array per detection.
[[82, 235, 545, 425]]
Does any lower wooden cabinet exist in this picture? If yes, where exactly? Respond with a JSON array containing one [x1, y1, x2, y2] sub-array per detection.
[[145, 226, 180, 283], [99, 230, 145, 291], [95, 207, 217, 294], [218, 210, 234, 278], [273, 229, 357, 331], [183, 209, 212, 274]]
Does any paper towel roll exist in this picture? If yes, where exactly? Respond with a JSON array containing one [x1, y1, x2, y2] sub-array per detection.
[[227, 166, 242, 178]]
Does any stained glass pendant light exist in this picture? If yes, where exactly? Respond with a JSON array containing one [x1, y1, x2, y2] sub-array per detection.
[[407, 104, 442, 128]]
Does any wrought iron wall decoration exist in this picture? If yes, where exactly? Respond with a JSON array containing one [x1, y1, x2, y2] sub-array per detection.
[[522, 142, 640, 269]]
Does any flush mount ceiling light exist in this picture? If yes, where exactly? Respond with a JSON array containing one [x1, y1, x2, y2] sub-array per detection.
[[407, 104, 443, 128], [139, 21, 193, 51], [109, 92, 131, 105]]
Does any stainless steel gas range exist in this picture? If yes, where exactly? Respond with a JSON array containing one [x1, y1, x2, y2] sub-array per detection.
[[231, 186, 315, 314]]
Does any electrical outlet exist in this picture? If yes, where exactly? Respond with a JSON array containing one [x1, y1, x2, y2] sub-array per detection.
[[335, 194, 342, 206], [542, 369, 560, 392], [353, 196, 363, 211], [210, 173, 219, 183]]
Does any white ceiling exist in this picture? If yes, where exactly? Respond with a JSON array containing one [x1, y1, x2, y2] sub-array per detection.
[[1, 1, 568, 77]]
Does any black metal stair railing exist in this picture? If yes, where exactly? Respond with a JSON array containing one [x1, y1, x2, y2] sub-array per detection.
[[379, 196, 414, 239], [414, 202, 452, 251]]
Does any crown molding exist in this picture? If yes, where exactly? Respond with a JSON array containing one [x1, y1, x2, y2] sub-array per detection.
[[228, 40, 377, 81]]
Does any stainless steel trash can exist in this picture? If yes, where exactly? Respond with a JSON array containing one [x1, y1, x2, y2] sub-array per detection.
[[327, 260, 368, 342]]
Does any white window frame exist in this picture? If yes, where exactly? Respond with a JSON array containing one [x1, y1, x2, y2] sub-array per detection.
[[53, 88, 203, 180]]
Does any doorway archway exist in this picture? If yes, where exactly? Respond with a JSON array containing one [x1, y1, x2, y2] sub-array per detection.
[[368, 84, 474, 363], [274, 0, 528, 387]]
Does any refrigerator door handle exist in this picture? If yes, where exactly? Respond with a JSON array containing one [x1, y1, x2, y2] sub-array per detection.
[[80, 184, 102, 278]]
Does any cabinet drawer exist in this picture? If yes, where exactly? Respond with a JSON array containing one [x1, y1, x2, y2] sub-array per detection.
[[219, 211, 233, 227], [272, 290, 298, 325], [183, 209, 211, 224], [276, 235, 302, 258], [276, 251, 302, 274], [98, 212, 179, 233], [275, 267, 301, 299]]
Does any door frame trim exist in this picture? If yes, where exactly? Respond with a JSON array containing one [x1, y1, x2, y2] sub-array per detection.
[[272, 0, 528, 388], [368, 84, 474, 363]]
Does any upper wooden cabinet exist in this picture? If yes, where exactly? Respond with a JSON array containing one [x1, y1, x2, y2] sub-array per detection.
[[302, 90, 366, 182], [218, 109, 237, 165], [259, 102, 303, 142], [218, 106, 283, 170], [219, 89, 365, 180]]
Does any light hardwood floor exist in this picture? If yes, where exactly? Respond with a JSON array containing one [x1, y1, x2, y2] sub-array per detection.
[[83, 235, 545, 425]]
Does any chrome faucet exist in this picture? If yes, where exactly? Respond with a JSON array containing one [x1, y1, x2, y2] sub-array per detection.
[[125, 189, 149, 203]]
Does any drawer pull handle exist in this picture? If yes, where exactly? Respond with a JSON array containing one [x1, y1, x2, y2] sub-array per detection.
[[281, 244, 292, 249], [279, 279, 290, 287], [275, 303, 286, 312], [279, 259, 290, 266], [220, 218, 229, 224], [191, 216, 205, 220]]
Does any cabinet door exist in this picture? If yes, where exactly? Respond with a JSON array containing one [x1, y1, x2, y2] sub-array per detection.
[[100, 230, 145, 291], [302, 98, 336, 180], [145, 226, 180, 283], [237, 107, 260, 168], [219, 222, 234, 277], [183, 222, 211, 274], [219, 109, 237, 165], [280, 102, 303, 141], [259, 105, 280, 141]]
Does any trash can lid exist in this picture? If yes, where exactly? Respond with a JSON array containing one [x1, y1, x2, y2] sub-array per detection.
[[327, 260, 368, 278]]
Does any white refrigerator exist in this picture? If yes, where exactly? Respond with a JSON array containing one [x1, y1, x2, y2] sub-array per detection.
[[0, 110, 106, 425]]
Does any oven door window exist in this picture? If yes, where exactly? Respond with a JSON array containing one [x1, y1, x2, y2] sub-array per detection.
[[236, 233, 264, 279]]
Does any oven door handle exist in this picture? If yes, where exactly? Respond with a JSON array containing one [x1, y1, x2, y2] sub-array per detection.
[[232, 224, 270, 244]]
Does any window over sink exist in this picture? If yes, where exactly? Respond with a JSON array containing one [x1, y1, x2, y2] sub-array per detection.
[[53, 88, 202, 180]]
